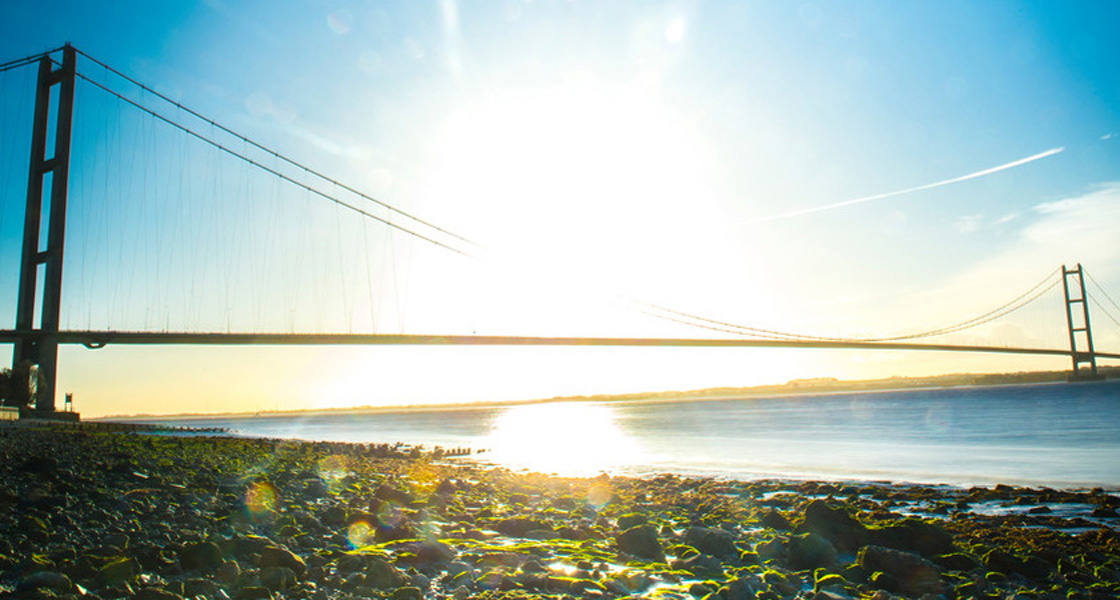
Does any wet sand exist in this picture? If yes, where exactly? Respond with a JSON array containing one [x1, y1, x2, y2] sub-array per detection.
[[1, 427, 1117, 600]]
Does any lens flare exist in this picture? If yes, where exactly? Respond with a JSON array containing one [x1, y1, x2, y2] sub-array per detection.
[[377, 501, 404, 530], [245, 481, 278, 522], [587, 480, 612, 508], [347, 520, 374, 549], [318, 455, 349, 494]]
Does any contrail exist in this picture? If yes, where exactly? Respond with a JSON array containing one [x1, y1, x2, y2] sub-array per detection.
[[745, 146, 1065, 224]]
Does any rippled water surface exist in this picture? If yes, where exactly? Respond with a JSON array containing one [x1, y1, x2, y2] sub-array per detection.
[[137, 380, 1120, 488]]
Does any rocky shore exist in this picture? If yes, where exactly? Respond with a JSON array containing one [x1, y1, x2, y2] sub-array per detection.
[[0, 428, 1117, 600]]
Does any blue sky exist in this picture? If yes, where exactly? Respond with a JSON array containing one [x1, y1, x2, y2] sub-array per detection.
[[1, 1, 1119, 416]]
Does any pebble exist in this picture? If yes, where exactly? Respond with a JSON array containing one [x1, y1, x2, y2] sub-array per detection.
[[0, 428, 1116, 600]]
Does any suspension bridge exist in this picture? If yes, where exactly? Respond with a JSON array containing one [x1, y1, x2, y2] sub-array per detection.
[[1, 46, 1119, 416]]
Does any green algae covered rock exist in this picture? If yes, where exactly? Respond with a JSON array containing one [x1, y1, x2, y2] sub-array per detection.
[[258, 545, 306, 576], [617, 512, 648, 530], [858, 544, 942, 597], [179, 540, 223, 572], [787, 531, 838, 570], [617, 524, 664, 561]]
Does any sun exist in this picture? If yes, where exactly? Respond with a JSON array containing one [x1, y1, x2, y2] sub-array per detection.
[[415, 77, 726, 335]]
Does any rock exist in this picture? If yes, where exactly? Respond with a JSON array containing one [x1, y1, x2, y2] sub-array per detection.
[[570, 579, 608, 595], [689, 582, 716, 597], [762, 569, 798, 596], [759, 509, 792, 531], [237, 585, 273, 599], [801, 500, 869, 553], [934, 552, 982, 572], [815, 590, 856, 600], [229, 535, 273, 558], [672, 552, 724, 576], [134, 587, 187, 600], [983, 549, 1035, 577], [183, 578, 219, 597], [320, 505, 347, 526], [617, 513, 648, 530], [857, 545, 943, 597], [814, 573, 849, 593], [17, 571, 73, 593], [616, 524, 663, 561], [258, 545, 306, 576], [721, 576, 757, 600], [415, 540, 457, 564], [435, 478, 458, 496], [218, 558, 241, 584], [494, 517, 548, 537], [787, 531, 838, 570], [365, 556, 405, 589], [870, 519, 955, 556], [868, 570, 901, 594], [19, 456, 59, 474], [391, 587, 424, 600], [260, 565, 298, 590], [375, 483, 414, 505], [99, 556, 140, 585], [755, 537, 786, 562], [683, 526, 738, 558], [180, 540, 223, 572]]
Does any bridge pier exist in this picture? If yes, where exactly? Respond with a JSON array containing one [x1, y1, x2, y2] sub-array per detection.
[[11, 45, 76, 413]]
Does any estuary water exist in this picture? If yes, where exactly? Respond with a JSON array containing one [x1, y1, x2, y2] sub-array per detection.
[[133, 379, 1120, 489]]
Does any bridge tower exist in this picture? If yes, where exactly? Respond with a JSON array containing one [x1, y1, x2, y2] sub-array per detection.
[[1061, 263, 1103, 381], [12, 45, 76, 413]]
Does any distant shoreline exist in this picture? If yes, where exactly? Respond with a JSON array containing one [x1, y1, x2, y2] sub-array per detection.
[[99, 365, 1117, 421]]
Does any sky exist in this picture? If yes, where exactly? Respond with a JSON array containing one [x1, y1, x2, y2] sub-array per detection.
[[1, 0, 1119, 417]]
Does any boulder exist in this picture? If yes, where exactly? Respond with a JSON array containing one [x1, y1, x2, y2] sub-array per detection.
[[617, 513, 648, 531], [391, 587, 424, 600], [616, 524, 664, 561], [683, 526, 738, 558], [365, 556, 405, 589], [869, 519, 955, 556], [179, 540, 223, 572], [800, 500, 869, 553], [755, 537, 786, 562], [16, 571, 73, 593], [759, 509, 792, 531], [857, 545, 942, 597], [494, 517, 548, 537], [258, 545, 306, 576], [787, 532, 838, 570], [260, 565, 297, 590]]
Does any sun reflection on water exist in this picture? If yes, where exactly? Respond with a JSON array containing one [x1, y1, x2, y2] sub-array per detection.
[[484, 402, 643, 477]]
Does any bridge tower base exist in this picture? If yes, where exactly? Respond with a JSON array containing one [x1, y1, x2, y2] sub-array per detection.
[[11, 45, 76, 412], [1062, 264, 1105, 382]]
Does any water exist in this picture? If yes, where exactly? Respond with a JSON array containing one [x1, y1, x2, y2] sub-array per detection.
[[130, 380, 1120, 489]]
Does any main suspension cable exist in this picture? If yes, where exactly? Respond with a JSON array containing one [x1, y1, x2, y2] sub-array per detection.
[[638, 267, 1062, 343], [0, 46, 65, 74], [72, 47, 483, 251], [75, 71, 476, 258]]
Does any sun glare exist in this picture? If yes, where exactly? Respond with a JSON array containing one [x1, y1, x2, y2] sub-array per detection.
[[421, 78, 723, 312], [484, 402, 644, 477]]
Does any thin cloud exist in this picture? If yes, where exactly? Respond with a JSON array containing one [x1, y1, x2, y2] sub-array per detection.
[[953, 214, 984, 234], [744, 147, 1065, 224]]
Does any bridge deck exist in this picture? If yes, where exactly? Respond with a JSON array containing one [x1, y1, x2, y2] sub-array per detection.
[[2, 330, 1118, 360]]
